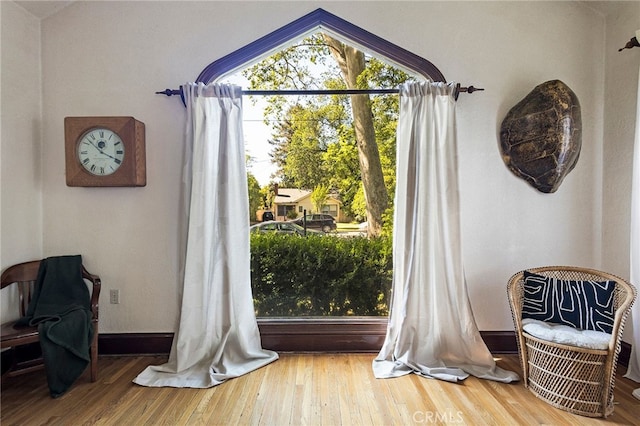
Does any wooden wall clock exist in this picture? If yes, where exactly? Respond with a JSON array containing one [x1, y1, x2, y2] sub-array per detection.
[[64, 116, 146, 187]]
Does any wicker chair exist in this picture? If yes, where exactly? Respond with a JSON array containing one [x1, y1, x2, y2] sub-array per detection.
[[507, 266, 636, 418]]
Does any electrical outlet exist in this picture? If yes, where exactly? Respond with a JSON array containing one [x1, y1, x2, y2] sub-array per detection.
[[110, 289, 120, 304]]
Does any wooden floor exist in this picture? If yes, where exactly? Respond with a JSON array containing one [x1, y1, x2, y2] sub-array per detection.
[[2, 354, 639, 425]]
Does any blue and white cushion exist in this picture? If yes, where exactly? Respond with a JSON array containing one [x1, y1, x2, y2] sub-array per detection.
[[522, 271, 615, 334]]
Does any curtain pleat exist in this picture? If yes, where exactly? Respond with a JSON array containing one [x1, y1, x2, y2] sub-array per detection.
[[372, 81, 518, 383], [134, 83, 277, 388]]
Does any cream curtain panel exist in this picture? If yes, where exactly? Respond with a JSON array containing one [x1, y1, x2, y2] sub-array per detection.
[[373, 82, 518, 383], [134, 83, 278, 388], [624, 30, 640, 400]]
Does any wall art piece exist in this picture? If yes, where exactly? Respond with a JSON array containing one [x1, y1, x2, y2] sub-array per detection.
[[499, 80, 581, 193]]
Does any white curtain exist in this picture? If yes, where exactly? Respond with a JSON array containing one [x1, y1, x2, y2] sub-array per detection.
[[134, 83, 278, 388], [373, 82, 518, 383], [624, 30, 640, 400]]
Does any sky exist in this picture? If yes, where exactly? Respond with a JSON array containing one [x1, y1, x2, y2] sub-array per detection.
[[223, 74, 277, 187]]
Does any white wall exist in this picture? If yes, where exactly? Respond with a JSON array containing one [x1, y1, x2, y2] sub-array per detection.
[[599, 2, 640, 343], [0, 1, 43, 323], [601, 2, 640, 279], [3, 1, 635, 335]]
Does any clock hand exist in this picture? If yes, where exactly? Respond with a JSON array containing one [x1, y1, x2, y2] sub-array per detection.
[[97, 149, 119, 161], [87, 140, 119, 161], [86, 140, 101, 152]]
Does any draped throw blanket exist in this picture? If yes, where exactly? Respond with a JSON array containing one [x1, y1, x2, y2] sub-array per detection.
[[134, 83, 278, 388], [372, 82, 519, 383], [17, 255, 93, 397], [624, 30, 640, 400]]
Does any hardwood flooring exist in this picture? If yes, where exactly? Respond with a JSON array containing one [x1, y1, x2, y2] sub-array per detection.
[[2, 354, 639, 425]]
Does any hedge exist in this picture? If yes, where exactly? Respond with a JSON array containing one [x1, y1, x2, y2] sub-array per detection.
[[250, 233, 392, 316]]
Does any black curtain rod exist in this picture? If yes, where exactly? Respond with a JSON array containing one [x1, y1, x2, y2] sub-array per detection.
[[155, 84, 484, 100]]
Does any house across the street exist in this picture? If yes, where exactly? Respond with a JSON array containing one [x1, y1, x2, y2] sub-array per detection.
[[272, 188, 344, 222]]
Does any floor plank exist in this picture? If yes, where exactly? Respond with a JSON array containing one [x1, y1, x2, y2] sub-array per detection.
[[2, 354, 639, 425]]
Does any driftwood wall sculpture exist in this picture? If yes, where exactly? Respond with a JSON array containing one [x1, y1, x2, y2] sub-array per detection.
[[499, 80, 581, 193]]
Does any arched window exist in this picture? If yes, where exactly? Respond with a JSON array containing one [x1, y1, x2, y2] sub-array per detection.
[[195, 9, 448, 352], [196, 8, 446, 84]]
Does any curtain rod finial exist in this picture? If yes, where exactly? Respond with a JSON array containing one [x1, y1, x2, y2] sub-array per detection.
[[156, 88, 182, 96], [465, 86, 484, 94], [619, 36, 640, 52]]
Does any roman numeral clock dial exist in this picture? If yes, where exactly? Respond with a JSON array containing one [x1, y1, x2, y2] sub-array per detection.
[[64, 116, 146, 187], [78, 128, 125, 176]]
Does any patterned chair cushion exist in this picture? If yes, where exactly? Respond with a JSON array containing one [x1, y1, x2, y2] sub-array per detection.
[[522, 271, 615, 333]]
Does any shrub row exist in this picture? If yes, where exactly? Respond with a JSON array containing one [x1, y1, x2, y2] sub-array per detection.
[[250, 233, 392, 317]]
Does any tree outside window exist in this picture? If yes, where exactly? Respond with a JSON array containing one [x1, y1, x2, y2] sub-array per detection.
[[226, 32, 416, 317]]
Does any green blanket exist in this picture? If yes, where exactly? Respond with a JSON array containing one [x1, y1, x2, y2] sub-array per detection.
[[17, 255, 93, 398]]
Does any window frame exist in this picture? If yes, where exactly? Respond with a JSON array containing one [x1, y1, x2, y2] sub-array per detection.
[[198, 8, 447, 351], [197, 8, 446, 85]]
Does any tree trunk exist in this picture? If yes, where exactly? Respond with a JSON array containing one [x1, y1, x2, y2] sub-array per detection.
[[323, 35, 388, 237]]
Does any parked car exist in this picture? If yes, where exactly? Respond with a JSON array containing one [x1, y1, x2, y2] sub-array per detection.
[[250, 221, 322, 236], [292, 214, 337, 232]]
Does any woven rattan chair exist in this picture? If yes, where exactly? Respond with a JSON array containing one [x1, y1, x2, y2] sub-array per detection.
[[507, 266, 636, 418]]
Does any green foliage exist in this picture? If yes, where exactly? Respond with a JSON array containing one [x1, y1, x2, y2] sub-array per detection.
[[244, 33, 332, 92], [260, 183, 276, 209], [322, 130, 360, 218], [350, 185, 367, 222], [311, 184, 329, 213], [380, 206, 395, 238], [269, 103, 337, 189], [250, 233, 392, 316], [243, 33, 416, 230], [247, 173, 262, 221]]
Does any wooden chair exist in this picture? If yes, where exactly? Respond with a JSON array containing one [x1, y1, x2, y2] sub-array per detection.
[[507, 266, 636, 418], [1, 260, 101, 381]]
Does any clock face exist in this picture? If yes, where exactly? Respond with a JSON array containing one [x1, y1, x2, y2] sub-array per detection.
[[76, 127, 125, 176]]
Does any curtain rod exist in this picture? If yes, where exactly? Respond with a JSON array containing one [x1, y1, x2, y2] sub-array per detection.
[[155, 84, 484, 101]]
